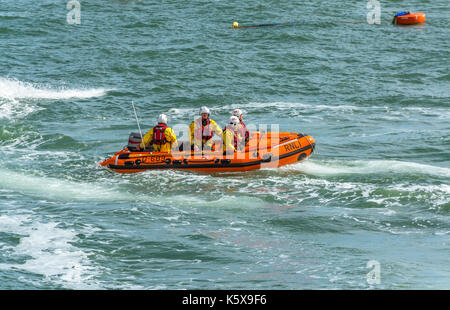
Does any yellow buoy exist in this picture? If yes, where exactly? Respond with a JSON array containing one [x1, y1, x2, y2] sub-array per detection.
[[232, 22, 239, 29]]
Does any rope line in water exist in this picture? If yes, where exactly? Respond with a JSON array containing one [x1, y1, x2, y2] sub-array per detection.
[[231, 21, 296, 29]]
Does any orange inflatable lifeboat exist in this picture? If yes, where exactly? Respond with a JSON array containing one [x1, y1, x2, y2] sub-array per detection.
[[100, 131, 315, 173], [393, 12, 426, 25]]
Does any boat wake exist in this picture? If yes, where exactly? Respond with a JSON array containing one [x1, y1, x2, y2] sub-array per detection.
[[0, 168, 134, 202], [287, 159, 450, 178]]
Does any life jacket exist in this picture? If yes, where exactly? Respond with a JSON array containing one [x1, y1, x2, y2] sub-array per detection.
[[223, 125, 239, 149], [195, 118, 213, 141], [240, 121, 250, 144], [151, 124, 168, 145]]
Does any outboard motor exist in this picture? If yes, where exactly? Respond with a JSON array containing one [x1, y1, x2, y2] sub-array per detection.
[[127, 132, 142, 151]]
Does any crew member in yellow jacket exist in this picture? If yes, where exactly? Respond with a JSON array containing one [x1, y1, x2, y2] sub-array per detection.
[[223, 115, 243, 154], [189, 106, 222, 151], [137, 114, 178, 152]]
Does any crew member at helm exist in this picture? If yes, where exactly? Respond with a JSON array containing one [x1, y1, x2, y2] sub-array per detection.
[[232, 108, 250, 146], [189, 106, 223, 151], [223, 115, 243, 154], [137, 114, 178, 153]]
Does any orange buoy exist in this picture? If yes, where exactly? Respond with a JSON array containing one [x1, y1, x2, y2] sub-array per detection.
[[393, 12, 426, 25]]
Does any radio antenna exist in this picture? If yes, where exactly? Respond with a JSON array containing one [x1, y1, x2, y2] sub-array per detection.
[[131, 100, 144, 142]]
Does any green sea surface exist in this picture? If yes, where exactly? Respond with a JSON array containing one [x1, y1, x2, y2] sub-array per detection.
[[0, 0, 449, 289]]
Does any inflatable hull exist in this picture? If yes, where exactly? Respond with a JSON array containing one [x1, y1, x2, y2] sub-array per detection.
[[100, 132, 315, 173]]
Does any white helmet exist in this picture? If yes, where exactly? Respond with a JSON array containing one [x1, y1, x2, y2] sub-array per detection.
[[232, 109, 244, 118], [199, 106, 210, 115], [229, 115, 240, 126], [157, 113, 168, 124]]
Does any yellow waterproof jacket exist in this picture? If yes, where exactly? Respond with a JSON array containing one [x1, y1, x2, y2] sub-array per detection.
[[189, 118, 222, 148], [223, 125, 243, 152], [140, 125, 178, 153]]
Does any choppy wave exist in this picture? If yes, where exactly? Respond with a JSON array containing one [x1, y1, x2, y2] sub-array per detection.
[[1, 0, 449, 289], [0, 77, 111, 119], [0, 77, 111, 100], [0, 97, 41, 119], [0, 168, 134, 202]]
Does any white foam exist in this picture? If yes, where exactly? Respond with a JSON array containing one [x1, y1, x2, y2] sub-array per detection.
[[0, 97, 42, 119], [245, 101, 347, 111], [0, 77, 110, 100], [390, 183, 450, 207], [0, 77, 111, 120], [0, 214, 101, 289]]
